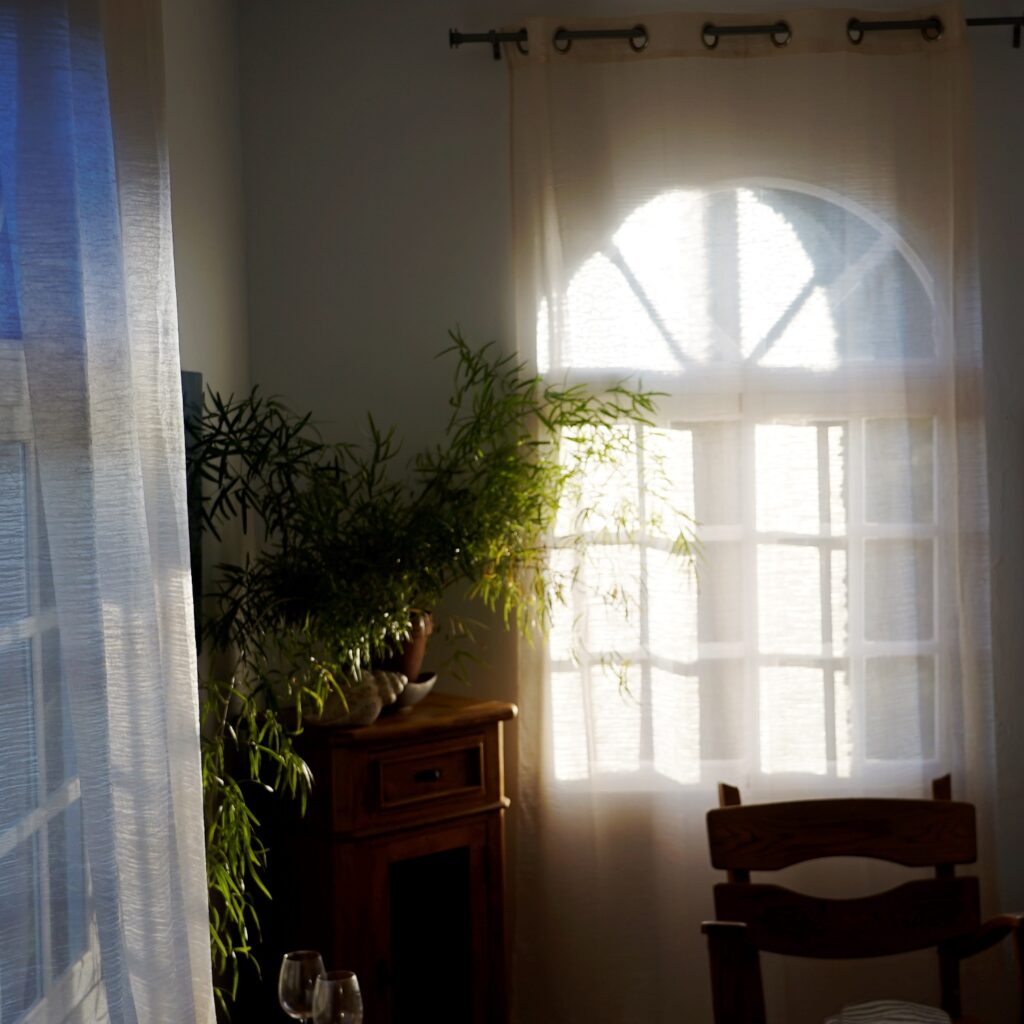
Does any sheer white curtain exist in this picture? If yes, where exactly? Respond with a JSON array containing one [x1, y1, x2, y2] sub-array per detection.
[[0, 2, 213, 1022], [510, 5, 998, 1022]]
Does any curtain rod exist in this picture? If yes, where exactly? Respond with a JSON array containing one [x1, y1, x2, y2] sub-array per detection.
[[449, 13, 1023, 59]]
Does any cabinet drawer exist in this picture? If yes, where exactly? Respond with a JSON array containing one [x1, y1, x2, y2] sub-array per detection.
[[375, 736, 485, 812]]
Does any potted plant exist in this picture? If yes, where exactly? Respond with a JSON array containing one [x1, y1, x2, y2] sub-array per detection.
[[188, 331, 696, 1009]]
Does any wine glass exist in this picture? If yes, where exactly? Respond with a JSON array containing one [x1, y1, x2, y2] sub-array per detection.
[[311, 970, 363, 1023], [278, 950, 325, 1022]]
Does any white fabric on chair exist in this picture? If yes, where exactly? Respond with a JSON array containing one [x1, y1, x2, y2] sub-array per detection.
[[826, 1000, 952, 1023]]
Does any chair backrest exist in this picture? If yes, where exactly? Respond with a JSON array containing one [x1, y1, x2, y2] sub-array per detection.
[[706, 779, 981, 959]]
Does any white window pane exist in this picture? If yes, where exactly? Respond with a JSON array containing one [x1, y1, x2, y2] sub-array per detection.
[[611, 190, 716, 365], [551, 670, 590, 782], [557, 425, 640, 537], [647, 548, 697, 664], [737, 189, 816, 363], [547, 548, 578, 664], [0, 641, 36, 832], [757, 425, 817, 533], [590, 663, 642, 775], [699, 660, 745, 760], [864, 540, 934, 642], [758, 545, 822, 655], [760, 666, 827, 775], [49, 801, 88, 978], [584, 545, 642, 654], [651, 668, 700, 784], [0, 837, 41, 1021], [839, 251, 934, 360], [756, 424, 848, 534], [865, 418, 934, 524], [563, 253, 680, 372], [865, 657, 936, 760], [642, 427, 694, 538], [0, 442, 28, 622]]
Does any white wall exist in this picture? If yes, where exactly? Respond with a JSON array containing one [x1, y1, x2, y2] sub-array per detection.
[[163, 0, 250, 621], [164, 0, 249, 401]]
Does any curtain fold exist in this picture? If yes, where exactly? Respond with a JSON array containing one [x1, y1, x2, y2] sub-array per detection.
[[510, 5, 998, 1022], [0, 1, 213, 1022]]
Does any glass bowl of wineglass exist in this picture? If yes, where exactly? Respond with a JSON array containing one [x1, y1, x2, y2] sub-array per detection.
[[278, 950, 325, 1022], [312, 969, 363, 1023]]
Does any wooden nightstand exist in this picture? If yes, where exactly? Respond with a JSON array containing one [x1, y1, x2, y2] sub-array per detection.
[[263, 693, 517, 1024]]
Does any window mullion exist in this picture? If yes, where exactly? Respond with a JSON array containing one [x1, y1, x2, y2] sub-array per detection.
[[818, 424, 838, 773], [741, 412, 761, 775], [28, 439, 54, 989], [847, 419, 867, 776], [634, 425, 654, 764]]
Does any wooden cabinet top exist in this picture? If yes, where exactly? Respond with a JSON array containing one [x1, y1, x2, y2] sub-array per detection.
[[302, 692, 518, 749]]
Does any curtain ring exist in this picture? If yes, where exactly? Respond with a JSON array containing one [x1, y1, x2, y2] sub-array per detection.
[[516, 29, 529, 55], [847, 17, 865, 44], [701, 23, 719, 49], [553, 26, 572, 53], [921, 16, 944, 40], [770, 20, 792, 46], [629, 24, 649, 51]]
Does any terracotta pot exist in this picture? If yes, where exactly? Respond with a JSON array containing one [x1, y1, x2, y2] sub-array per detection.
[[384, 611, 433, 681]]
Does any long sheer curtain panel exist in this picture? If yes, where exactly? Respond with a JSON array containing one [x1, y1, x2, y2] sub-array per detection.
[[0, 2, 214, 1022], [510, 5, 998, 1022]]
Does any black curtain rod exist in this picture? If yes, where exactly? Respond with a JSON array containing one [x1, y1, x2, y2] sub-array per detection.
[[449, 13, 1023, 59]]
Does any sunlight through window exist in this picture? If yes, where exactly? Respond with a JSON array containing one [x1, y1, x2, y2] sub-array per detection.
[[546, 185, 938, 784]]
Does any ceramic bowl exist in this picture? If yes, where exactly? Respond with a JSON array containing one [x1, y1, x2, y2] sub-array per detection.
[[393, 671, 437, 710]]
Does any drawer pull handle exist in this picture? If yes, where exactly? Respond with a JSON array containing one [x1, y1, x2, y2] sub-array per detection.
[[415, 768, 443, 783]]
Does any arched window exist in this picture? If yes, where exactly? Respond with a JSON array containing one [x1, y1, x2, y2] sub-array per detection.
[[544, 186, 945, 785]]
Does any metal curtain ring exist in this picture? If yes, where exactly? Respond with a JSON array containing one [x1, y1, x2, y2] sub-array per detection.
[[629, 24, 649, 51], [701, 22, 720, 49], [771, 20, 792, 46], [921, 16, 944, 40], [516, 29, 529, 55], [847, 17, 865, 44], [553, 26, 572, 53]]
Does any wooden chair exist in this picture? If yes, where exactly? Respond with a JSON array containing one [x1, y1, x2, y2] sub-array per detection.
[[702, 777, 1023, 1024]]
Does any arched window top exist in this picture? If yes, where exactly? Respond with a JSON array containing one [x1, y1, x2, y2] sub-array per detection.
[[538, 185, 935, 376]]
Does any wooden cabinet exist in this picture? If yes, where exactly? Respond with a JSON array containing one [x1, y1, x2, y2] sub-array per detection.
[[264, 693, 517, 1024]]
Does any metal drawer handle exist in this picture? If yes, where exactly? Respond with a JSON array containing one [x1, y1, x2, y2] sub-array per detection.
[[414, 768, 443, 783]]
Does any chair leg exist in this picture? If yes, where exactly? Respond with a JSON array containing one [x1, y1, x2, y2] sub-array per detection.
[[702, 921, 766, 1024], [938, 949, 962, 1020]]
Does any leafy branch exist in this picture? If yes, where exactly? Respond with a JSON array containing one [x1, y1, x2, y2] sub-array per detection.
[[188, 331, 697, 1009]]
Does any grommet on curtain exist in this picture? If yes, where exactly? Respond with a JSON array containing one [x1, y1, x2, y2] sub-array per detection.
[[553, 26, 572, 53], [847, 15, 944, 44], [516, 30, 529, 55], [702, 20, 792, 48], [628, 24, 649, 51]]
